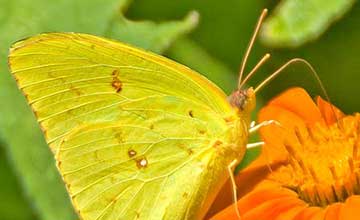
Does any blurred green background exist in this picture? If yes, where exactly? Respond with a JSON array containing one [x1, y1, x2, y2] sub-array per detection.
[[0, 0, 359, 219]]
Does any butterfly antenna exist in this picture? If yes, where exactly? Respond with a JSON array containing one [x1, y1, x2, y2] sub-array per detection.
[[238, 8, 268, 89], [254, 58, 339, 123], [239, 53, 271, 88], [254, 58, 326, 95]]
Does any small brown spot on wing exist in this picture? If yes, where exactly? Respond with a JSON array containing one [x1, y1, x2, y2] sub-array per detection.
[[187, 149, 193, 155], [136, 157, 148, 169], [69, 84, 83, 96], [94, 150, 100, 159], [42, 128, 49, 138], [224, 115, 236, 123], [212, 140, 223, 148], [114, 131, 124, 143], [128, 149, 137, 158], [198, 129, 206, 135], [112, 70, 119, 76], [110, 176, 117, 184], [178, 143, 193, 155], [111, 70, 122, 92], [112, 79, 122, 92]]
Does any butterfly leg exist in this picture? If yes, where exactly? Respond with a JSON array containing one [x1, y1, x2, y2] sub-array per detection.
[[246, 141, 274, 173], [246, 141, 264, 149], [249, 120, 280, 134], [227, 159, 242, 220]]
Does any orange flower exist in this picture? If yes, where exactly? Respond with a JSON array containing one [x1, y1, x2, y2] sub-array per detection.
[[210, 87, 360, 220]]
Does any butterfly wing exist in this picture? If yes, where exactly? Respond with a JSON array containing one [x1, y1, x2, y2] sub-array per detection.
[[8, 33, 247, 219], [8, 33, 234, 152], [57, 96, 240, 219]]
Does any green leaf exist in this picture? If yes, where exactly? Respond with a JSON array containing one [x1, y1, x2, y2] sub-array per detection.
[[166, 37, 236, 94], [0, 0, 198, 220], [260, 0, 356, 47], [0, 139, 36, 220], [234, 147, 261, 174], [107, 11, 199, 54]]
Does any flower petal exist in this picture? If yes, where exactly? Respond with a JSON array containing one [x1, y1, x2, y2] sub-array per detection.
[[293, 206, 324, 220], [235, 156, 285, 197], [268, 87, 324, 124], [316, 96, 345, 125], [210, 185, 297, 220], [238, 182, 297, 212], [339, 195, 360, 220], [325, 203, 343, 220], [242, 197, 305, 220], [258, 104, 308, 160], [275, 206, 308, 220], [207, 154, 286, 217]]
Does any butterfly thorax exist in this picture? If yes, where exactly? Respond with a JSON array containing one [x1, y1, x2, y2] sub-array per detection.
[[222, 87, 256, 160]]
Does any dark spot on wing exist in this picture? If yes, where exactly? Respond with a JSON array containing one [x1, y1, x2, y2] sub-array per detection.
[[13, 75, 19, 83], [188, 110, 194, 118], [112, 69, 119, 76], [111, 196, 118, 203], [42, 128, 48, 138], [136, 157, 148, 169], [114, 131, 123, 143], [224, 115, 236, 123], [212, 140, 223, 148], [110, 176, 117, 184], [178, 143, 193, 155], [198, 129, 206, 135], [94, 150, 100, 159], [111, 70, 122, 92], [128, 149, 137, 158], [70, 84, 82, 96], [187, 148, 193, 155]]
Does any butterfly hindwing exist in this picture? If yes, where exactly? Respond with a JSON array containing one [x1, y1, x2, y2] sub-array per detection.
[[56, 96, 234, 220]]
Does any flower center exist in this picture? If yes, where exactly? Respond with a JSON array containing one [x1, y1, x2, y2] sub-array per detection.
[[269, 113, 360, 207]]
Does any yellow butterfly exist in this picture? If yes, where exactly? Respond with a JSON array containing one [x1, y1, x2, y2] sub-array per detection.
[[8, 9, 281, 220]]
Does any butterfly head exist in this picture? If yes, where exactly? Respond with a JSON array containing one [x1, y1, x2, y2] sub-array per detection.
[[228, 87, 256, 115]]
